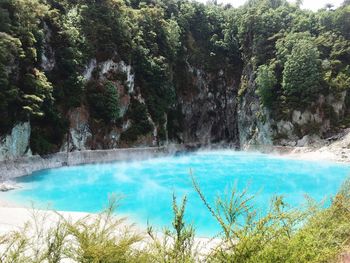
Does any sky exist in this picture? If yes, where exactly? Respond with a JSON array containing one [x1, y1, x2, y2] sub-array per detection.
[[196, 0, 344, 11]]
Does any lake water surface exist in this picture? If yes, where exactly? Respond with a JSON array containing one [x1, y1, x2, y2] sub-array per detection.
[[3, 150, 350, 235]]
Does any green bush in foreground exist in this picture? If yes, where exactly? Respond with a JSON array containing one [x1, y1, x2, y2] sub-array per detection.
[[1, 178, 350, 262]]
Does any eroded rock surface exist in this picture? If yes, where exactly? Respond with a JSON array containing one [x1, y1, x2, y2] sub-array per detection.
[[0, 182, 21, 192]]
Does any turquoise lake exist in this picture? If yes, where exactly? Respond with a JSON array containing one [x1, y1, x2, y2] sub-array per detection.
[[3, 150, 350, 236]]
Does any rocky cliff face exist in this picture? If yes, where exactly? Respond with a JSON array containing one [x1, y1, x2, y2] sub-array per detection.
[[52, 52, 241, 152], [0, 58, 347, 160], [176, 64, 240, 145]]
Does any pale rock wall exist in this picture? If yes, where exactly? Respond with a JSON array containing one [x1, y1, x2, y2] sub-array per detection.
[[0, 122, 31, 161], [147, 115, 158, 146]]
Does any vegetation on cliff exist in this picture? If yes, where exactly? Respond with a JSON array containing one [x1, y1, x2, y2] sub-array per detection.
[[0, 0, 350, 153]]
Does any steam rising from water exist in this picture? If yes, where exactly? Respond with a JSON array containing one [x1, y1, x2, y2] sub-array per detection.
[[3, 150, 350, 235]]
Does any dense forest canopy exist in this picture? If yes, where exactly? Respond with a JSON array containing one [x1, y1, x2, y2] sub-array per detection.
[[0, 0, 349, 154]]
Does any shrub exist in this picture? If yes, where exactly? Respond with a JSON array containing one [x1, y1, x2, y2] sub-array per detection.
[[120, 99, 153, 143], [256, 64, 277, 109], [147, 194, 196, 263]]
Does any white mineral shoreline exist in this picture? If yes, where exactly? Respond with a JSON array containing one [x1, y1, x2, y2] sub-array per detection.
[[0, 206, 89, 235]]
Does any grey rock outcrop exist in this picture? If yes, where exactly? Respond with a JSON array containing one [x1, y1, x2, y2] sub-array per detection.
[[237, 63, 349, 148], [83, 57, 135, 93]]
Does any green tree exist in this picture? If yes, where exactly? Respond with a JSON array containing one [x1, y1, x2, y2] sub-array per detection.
[[79, 0, 132, 60], [105, 81, 120, 122], [282, 39, 322, 106], [276, 32, 313, 65]]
